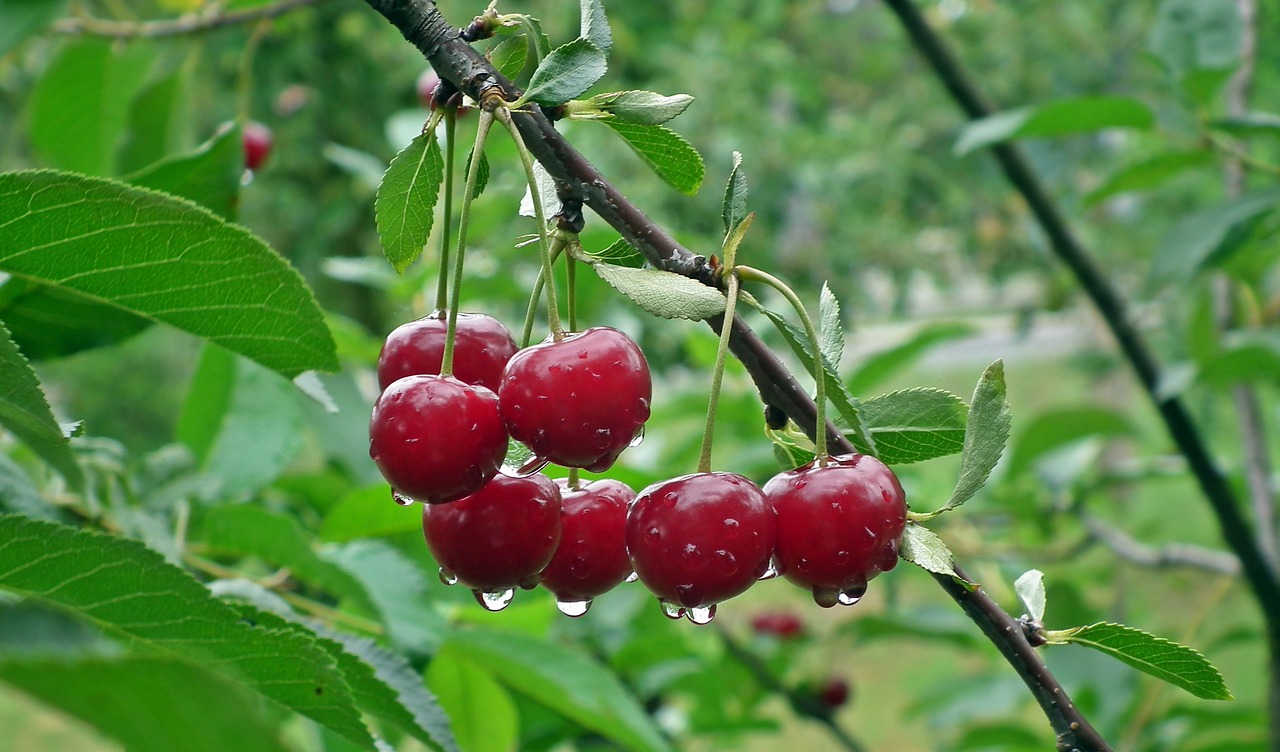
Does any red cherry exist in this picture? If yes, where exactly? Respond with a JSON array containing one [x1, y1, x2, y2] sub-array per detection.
[[368, 375, 506, 504], [540, 478, 635, 615], [416, 69, 441, 109], [377, 311, 518, 393], [763, 453, 907, 608], [819, 678, 851, 710], [423, 472, 563, 609], [498, 327, 651, 472], [750, 611, 805, 639], [625, 472, 776, 623], [242, 121, 273, 171]]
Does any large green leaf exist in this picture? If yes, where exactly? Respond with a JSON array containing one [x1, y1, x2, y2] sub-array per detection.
[[861, 387, 967, 465], [128, 124, 244, 221], [447, 630, 672, 752], [28, 39, 154, 176], [955, 96, 1155, 155], [0, 656, 291, 752], [1006, 406, 1134, 478], [1150, 187, 1280, 284], [602, 120, 704, 195], [0, 0, 69, 57], [0, 276, 151, 360], [375, 132, 444, 274], [0, 319, 81, 487], [578, 0, 611, 54], [1047, 622, 1232, 701], [0, 514, 376, 749], [320, 484, 421, 542], [0, 170, 338, 378], [523, 38, 608, 106], [325, 540, 449, 655], [119, 71, 191, 175], [426, 645, 519, 752], [933, 361, 1010, 515]]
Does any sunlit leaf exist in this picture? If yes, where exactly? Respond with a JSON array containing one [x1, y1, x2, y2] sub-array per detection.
[[900, 524, 960, 580], [523, 38, 607, 106], [937, 361, 1010, 513], [593, 262, 726, 320], [861, 387, 967, 465], [578, 0, 611, 54], [602, 120, 704, 195], [1150, 187, 1280, 284], [426, 646, 519, 752]]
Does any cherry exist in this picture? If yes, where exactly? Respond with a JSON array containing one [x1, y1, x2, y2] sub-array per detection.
[[377, 311, 518, 393], [499, 327, 651, 472], [423, 472, 563, 610], [242, 121, 273, 171], [763, 453, 907, 608], [415, 69, 441, 109], [818, 678, 851, 710], [750, 611, 805, 639], [625, 472, 776, 623], [540, 478, 636, 616], [368, 375, 506, 505]]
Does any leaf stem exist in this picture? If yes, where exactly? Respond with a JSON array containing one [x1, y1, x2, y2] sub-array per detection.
[[434, 111, 457, 311], [698, 272, 740, 474], [52, 0, 323, 38], [441, 109, 493, 377]]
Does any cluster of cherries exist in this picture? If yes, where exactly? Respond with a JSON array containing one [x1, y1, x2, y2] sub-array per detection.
[[368, 310, 908, 622]]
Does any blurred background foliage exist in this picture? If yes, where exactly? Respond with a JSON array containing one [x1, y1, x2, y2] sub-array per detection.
[[1, 0, 1278, 750]]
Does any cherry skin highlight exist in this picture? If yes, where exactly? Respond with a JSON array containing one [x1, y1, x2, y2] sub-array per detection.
[[540, 478, 636, 607], [763, 453, 907, 607], [499, 327, 651, 472], [423, 472, 563, 594], [377, 310, 518, 393], [626, 472, 776, 612], [368, 374, 506, 504]]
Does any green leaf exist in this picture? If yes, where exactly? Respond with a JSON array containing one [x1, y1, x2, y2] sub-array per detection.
[[1150, 187, 1280, 284], [847, 322, 975, 395], [1150, 0, 1243, 77], [938, 360, 1010, 513], [375, 132, 444, 274], [1197, 330, 1280, 386], [593, 262, 726, 320], [955, 96, 1155, 155], [523, 38, 607, 106], [1083, 150, 1215, 207], [0, 0, 69, 57], [0, 276, 151, 359], [488, 35, 529, 81], [320, 484, 422, 542], [515, 15, 551, 62], [426, 646, 519, 752], [578, 0, 611, 54], [1006, 406, 1134, 478], [1207, 112, 1280, 137], [447, 630, 672, 752], [602, 120, 705, 195], [0, 514, 376, 749], [860, 387, 967, 465], [176, 345, 303, 496], [28, 39, 154, 175], [1014, 569, 1046, 622], [119, 72, 190, 175], [0, 170, 338, 378], [0, 319, 82, 487], [0, 655, 292, 752], [722, 151, 749, 235], [464, 147, 490, 201], [128, 123, 243, 221], [581, 90, 694, 126], [899, 524, 960, 580], [817, 283, 843, 370], [1048, 622, 1232, 700], [325, 540, 448, 656]]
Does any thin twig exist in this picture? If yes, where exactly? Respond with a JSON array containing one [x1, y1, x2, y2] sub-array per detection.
[[53, 0, 324, 38], [1080, 512, 1241, 576]]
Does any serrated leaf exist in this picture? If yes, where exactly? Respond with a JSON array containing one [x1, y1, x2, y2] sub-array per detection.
[[848, 322, 975, 395], [0, 170, 338, 378], [768, 432, 815, 470], [464, 147, 490, 201], [593, 262, 726, 320], [0, 655, 292, 752], [818, 283, 843, 369], [899, 524, 960, 580], [0, 276, 151, 360], [0, 0, 69, 57], [578, 0, 611, 54], [590, 237, 642, 267], [427, 646, 519, 752], [722, 151, 748, 235], [602, 120, 704, 195], [1083, 150, 1215, 207], [955, 96, 1155, 155], [588, 90, 694, 126], [1014, 569, 1046, 622], [936, 360, 1010, 513], [515, 15, 551, 61], [119, 71, 190, 175], [488, 35, 529, 81], [860, 387, 967, 465], [447, 630, 672, 752], [0, 320, 82, 487], [376, 132, 444, 274], [128, 123, 243, 221], [1006, 406, 1134, 478], [523, 38, 607, 106], [0, 514, 376, 749], [1049, 622, 1232, 700], [1150, 187, 1280, 284]]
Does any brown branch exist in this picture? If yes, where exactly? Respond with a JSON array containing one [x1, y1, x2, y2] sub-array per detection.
[[52, 0, 324, 38]]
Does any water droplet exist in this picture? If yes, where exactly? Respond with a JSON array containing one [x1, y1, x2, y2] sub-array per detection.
[[812, 586, 840, 608], [713, 549, 738, 576], [594, 428, 613, 449], [645, 527, 661, 545], [392, 490, 415, 506], [518, 573, 542, 590], [797, 557, 812, 572], [502, 455, 549, 477], [570, 556, 591, 579], [577, 349, 589, 359], [557, 599, 592, 617], [474, 589, 515, 611], [686, 604, 716, 625], [795, 479, 808, 489], [835, 550, 851, 564], [628, 426, 645, 447], [636, 397, 651, 415], [438, 568, 458, 586], [659, 600, 685, 620], [722, 518, 740, 538], [757, 558, 780, 580], [681, 543, 707, 571], [624, 571, 639, 583], [882, 489, 894, 504], [838, 581, 867, 606]]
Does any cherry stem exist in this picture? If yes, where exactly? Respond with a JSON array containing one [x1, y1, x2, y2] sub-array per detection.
[[736, 265, 828, 463], [441, 108, 493, 377], [519, 237, 566, 348], [698, 272, 741, 474], [496, 107, 563, 338], [434, 110, 456, 311], [566, 467, 580, 490], [566, 240, 578, 333]]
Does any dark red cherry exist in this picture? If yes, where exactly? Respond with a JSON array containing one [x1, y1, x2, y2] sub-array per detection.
[[498, 327, 651, 472], [423, 472, 563, 609], [540, 478, 635, 615], [242, 121, 272, 171], [819, 678, 851, 710], [368, 375, 506, 504], [377, 311, 518, 393], [750, 611, 805, 639], [625, 472, 776, 623], [763, 453, 907, 608]]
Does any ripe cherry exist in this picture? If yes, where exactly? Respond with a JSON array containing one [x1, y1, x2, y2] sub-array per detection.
[[416, 69, 441, 109], [499, 327, 651, 472], [763, 453, 907, 608], [423, 472, 563, 610], [540, 478, 635, 616], [750, 611, 805, 639], [377, 311, 518, 393], [819, 678, 851, 710], [368, 375, 506, 505], [242, 121, 273, 171], [625, 472, 776, 624]]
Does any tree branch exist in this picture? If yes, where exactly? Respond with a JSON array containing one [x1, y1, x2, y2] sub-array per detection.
[[52, 0, 324, 38], [358, 1, 1109, 749], [1080, 513, 1241, 575]]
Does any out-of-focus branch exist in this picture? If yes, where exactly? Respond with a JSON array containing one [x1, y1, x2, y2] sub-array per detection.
[[1080, 513, 1241, 576], [52, 0, 324, 38]]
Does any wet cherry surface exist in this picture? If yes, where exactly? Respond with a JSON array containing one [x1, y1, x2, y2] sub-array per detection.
[[377, 310, 518, 393], [540, 478, 636, 607]]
